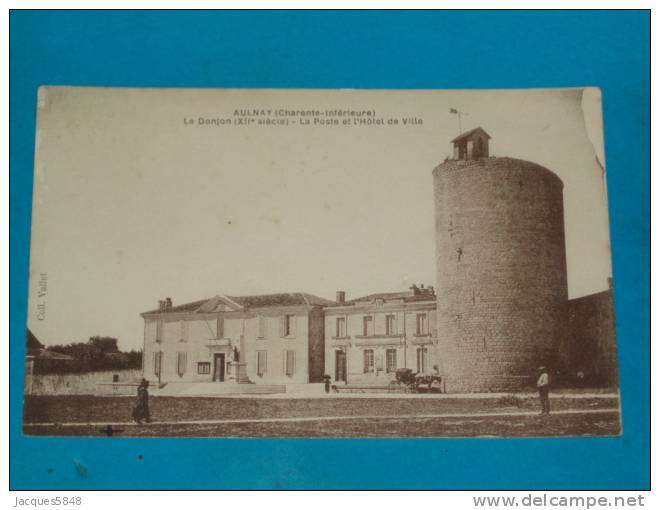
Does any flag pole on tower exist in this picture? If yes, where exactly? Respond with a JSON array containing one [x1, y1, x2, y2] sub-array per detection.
[[449, 108, 468, 134]]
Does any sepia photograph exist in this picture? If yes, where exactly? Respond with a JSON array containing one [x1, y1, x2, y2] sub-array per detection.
[[21, 86, 621, 439]]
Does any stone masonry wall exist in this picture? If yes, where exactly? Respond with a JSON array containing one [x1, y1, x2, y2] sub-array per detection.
[[433, 157, 568, 392], [566, 289, 618, 387]]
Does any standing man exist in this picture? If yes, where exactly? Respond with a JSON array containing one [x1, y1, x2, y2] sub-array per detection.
[[536, 366, 550, 415], [132, 378, 151, 424]]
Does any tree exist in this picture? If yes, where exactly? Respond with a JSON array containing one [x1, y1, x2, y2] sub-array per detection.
[[34, 336, 141, 374], [88, 336, 119, 353]]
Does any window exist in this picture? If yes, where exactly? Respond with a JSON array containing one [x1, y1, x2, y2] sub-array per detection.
[[258, 316, 266, 338], [417, 347, 428, 373], [257, 350, 268, 376], [176, 351, 187, 377], [385, 314, 396, 336], [281, 315, 295, 337], [284, 350, 295, 376], [363, 349, 375, 373], [153, 351, 163, 377], [362, 316, 374, 337], [216, 317, 224, 339], [197, 362, 211, 375], [336, 317, 346, 338], [155, 320, 163, 343], [416, 313, 428, 335], [386, 349, 397, 373], [180, 320, 188, 342]]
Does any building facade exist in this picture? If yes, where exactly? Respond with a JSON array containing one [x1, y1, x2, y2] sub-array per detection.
[[324, 285, 438, 386], [140, 293, 332, 386], [139, 129, 619, 393]]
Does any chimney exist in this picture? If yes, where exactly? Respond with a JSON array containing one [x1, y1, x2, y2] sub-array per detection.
[[158, 300, 165, 311], [336, 291, 346, 304], [409, 284, 419, 296], [165, 297, 173, 310]]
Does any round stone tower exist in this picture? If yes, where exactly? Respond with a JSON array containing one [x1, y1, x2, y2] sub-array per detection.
[[433, 128, 568, 392]]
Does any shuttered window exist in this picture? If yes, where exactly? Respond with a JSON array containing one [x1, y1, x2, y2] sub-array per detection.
[[336, 317, 346, 338], [417, 347, 428, 373], [385, 314, 396, 336], [284, 350, 295, 376], [363, 316, 374, 337], [386, 349, 397, 373], [280, 315, 296, 337], [216, 317, 224, 339], [176, 351, 187, 377], [153, 351, 162, 376], [416, 313, 428, 335], [257, 350, 268, 376], [363, 349, 374, 373], [180, 320, 188, 342], [155, 320, 163, 343], [258, 316, 266, 338]]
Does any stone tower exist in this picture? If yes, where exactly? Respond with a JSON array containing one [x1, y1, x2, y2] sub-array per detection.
[[433, 129, 568, 392]]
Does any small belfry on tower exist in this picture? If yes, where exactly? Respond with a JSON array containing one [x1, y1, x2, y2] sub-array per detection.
[[451, 127, 491, 160]]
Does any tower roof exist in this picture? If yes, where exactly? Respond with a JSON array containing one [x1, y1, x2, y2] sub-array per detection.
[[451, 127, 491, 143]]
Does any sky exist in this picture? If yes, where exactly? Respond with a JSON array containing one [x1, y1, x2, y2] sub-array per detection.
[[27, 87, 612, 350]]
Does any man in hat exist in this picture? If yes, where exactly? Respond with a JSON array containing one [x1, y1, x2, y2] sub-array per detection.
[[132, 378, 151, 424], [536, 366, 550, 415]]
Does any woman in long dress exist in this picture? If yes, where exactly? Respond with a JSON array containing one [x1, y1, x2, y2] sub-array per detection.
[[132, 379, 151, 424]]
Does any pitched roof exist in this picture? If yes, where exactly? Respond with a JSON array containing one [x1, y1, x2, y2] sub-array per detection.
[[350, 291, 411, 302], [35, 349, 75, 360], [346, 288, 436, 305], [451, 127, 491, 143], [142, 292, 335, 315], [231, 292, 335, 308], [27, 329, 43, 350]]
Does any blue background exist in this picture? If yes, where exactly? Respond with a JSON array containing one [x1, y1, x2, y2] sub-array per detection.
[[10, 10, 650, 490]]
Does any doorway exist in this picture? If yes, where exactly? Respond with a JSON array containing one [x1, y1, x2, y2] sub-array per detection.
[[335, 350, 347, 383], [213, 353, 225, 382]]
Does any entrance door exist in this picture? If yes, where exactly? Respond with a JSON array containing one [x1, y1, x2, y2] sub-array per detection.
[[213, 353, 225, 382], [335, 350, 347, 382]]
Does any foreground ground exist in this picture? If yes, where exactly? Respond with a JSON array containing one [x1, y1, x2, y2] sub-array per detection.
[[23, 393, 620, 438]]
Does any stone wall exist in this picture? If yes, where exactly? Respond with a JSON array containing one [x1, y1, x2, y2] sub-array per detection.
[[566, 289, 618, 387], [433, 157, 568, 392], [28, 369, 141, 395]]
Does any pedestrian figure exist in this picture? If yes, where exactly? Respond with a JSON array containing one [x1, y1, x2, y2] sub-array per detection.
[[132, 378, 151, 424], [536, 366, 550, 415], [324, 375, 331, 394]]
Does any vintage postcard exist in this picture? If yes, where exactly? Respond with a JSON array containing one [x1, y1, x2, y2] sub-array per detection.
[[23, 87, 620, 438]]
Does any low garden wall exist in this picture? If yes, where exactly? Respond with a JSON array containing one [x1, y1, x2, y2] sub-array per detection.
[[28, 369, 142, 396]]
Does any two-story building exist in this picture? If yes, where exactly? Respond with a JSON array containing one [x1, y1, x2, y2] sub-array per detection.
[[140, 292, 333, 387], [323, 285, 438, 386]]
